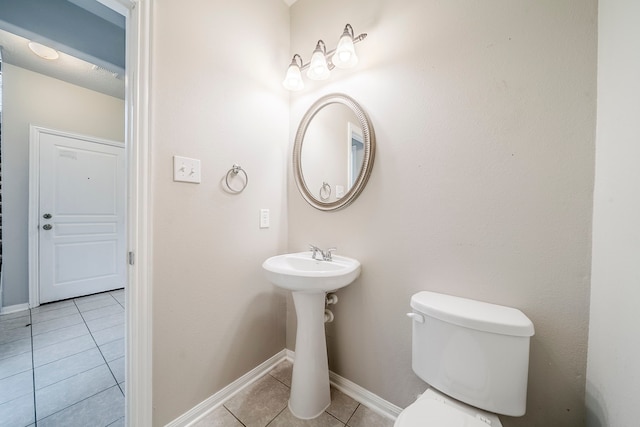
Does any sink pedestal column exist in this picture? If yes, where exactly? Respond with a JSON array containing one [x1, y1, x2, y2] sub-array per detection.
[[289, 291, 331, 419]]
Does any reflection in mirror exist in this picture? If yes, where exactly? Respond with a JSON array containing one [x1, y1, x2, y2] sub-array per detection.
[[301, 104, 362, 202], [348, 122, 364, 187], [0, 59, 3, 277], [293, 93, 375, 211]]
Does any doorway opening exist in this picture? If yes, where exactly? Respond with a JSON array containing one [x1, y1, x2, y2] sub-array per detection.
[[0, 0, 151, 424]]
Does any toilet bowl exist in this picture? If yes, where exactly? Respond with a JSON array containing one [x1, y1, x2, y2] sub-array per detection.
[[394, 388, 501, 427], [396, 291, 535, 426]]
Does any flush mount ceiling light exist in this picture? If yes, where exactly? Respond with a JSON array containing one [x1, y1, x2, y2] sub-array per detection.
[[282, 24, 367, 91], [28, 41, 59, 60]]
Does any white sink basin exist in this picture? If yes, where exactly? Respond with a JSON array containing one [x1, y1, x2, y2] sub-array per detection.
[[262, 251, 361, 419], [262, 251, 361, 292]]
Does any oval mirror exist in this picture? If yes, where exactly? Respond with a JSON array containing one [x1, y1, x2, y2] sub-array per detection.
[[293, 94, 376, 211]]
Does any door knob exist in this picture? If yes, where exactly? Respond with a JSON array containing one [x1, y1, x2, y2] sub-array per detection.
[[42, 224, 53, 230], [43, 213, 52, 219]]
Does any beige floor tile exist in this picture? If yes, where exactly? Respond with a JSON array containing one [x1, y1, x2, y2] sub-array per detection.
[[191, 405, 243, 427], [269, 359, 293, 387], [346, 405, 395, 427], [269, 406, 344, 427], [326, 388, 359, 423], [224, 375, 289, 427]]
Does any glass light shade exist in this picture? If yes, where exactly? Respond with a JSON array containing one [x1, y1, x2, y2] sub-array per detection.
[[283, 63, 304, 91], [28, 42, 59, 60], [332, 34, 358, 69], [307, 49, 330, 80]]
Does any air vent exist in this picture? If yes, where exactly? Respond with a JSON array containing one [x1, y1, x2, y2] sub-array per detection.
[[92, 64, 119, 79]]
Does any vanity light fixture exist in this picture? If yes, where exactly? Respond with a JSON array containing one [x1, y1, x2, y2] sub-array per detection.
[[333, 24, 359, 69], [307, 40, 330, 80], [283, 54, 305, 91], [282, 24, 367, 91], [28, 41, 59, 60]]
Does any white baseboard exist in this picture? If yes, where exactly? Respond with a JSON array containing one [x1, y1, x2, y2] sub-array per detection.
[[329, 370, 402, 420], [166, 350, 288, 427], [287, 349, 401, 420], [167, 348, 401, 426], [0, 303, 30, 315]]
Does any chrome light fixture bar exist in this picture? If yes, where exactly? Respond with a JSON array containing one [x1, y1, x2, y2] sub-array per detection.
[[283, 24, 367, 91]]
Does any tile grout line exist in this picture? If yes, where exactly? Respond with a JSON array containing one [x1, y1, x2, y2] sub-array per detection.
[[263, 405, 288, 427], [34, 294, 124, 424], [267, 371, 291, 389], [221, 404, 248, 427], [344, 403, 361, 427], [265, 368, 351, 426], [9, 291, 124, 426], [33, 353, 107, 391], [29, 308, 38, 426], [111, 290, 125, 396], [75, 297, 123, 393], [31, 330, 92, 358], [30, 312, 84, 337], [37, 385, 123, 424], [0, 339, 32, 363], [326, 410, 348, 426], [110, 289, 125, 309]]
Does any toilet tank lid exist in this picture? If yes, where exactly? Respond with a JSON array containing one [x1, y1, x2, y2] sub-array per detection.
[[411, 291, 535, 337]]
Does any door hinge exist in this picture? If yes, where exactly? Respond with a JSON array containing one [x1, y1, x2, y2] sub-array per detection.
[[128, 252, 135, 265]]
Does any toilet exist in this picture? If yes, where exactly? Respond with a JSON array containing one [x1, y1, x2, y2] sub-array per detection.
[[396, 291, 535, 426]]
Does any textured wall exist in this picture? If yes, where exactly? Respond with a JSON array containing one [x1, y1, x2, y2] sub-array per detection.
[[149, 0, 290, 424], [288, 0, 596, 425], [1, 63, 124, 307], [586, 0, 640, 426]]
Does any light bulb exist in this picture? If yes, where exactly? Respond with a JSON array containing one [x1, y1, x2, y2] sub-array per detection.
[[282, 62, 304, 91], [307, 42, 330, 80], [333, 33, 358, 69]]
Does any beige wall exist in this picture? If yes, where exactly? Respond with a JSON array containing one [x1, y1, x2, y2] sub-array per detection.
[[149, 0, 290, 424], [586, 0, 640, 426], [288, 1, 596, 426], [1, 63, 125, 307]]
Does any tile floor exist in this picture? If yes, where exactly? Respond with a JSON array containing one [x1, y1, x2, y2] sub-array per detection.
[[0, 289, 125, 427], [1, 290, 395, 427], [192, 360, 396, 427]]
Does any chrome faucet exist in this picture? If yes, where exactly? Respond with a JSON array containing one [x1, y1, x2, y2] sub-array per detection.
[[309, 245, 337, 261], [323, 247, 337, 261], [309, 244, 322, 260]]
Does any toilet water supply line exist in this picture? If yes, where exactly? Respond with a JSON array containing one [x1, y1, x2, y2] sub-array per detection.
[[325, 293, 338, 323]]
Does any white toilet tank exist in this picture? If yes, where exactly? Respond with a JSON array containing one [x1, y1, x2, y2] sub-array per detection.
[[409, 291, 535, 417]]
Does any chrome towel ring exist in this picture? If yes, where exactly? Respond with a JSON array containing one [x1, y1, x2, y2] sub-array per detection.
[[225, 164, 248, 193], [319, 182, 331, 201]]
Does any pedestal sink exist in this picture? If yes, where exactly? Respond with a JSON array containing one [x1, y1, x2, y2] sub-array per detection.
[[262, 251, 361, 419]]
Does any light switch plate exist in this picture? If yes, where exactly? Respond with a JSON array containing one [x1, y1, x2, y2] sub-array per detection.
[[260, 209, 270, 229], [173, 156, 201, 183]]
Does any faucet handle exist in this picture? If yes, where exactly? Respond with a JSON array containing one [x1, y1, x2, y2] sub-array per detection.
[[309, 244, 321, 259], [324, 247, 337, 261]]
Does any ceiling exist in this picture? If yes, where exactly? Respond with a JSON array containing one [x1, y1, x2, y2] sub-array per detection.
[[0, 0, 125, 99]]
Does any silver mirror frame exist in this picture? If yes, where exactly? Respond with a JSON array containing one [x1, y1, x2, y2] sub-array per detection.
[[293, 93, 376, 211]]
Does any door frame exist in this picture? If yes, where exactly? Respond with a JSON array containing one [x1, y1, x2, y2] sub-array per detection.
[[28, 125, 126, 307], [97, 1, 153, 426], [16, 0, 150, 424]]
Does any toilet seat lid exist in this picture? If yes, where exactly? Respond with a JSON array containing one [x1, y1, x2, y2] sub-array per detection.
[[395, 398, 490, 427]]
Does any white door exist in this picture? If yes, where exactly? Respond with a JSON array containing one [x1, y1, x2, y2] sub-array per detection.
[[37, 129, 125, 304]]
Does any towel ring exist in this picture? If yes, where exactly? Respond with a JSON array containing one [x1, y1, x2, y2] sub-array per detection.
[[319, 182, 331, 201], [225, 164, 248, 193]]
